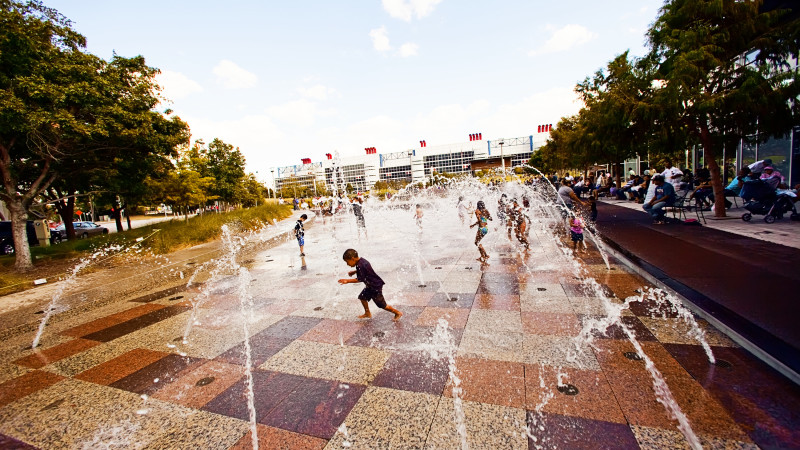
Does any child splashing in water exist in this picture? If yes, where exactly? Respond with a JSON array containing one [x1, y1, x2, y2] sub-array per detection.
[[569, 215, 585, 253], [470, 200, 493, 262]]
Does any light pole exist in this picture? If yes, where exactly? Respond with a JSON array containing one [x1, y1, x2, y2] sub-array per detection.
[[270, 169, 275, 199], [498, 139, 505, 174]]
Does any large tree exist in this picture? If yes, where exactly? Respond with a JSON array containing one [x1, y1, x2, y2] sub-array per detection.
[[187, 138, 246, 207], [0, 1, 188, 269], [647, 0, 800, 217]]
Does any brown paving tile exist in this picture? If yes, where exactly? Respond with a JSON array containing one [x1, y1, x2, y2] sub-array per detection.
[[477, 281, 520, 295], [202, 370, 307, 421], [521, 312, 581, 336], [299, 319, 364, 345], [60, 303, 166, 337], [260, 316, 323, 339], [518, 271, 562, 283], [261, 378, 366, 439], [150, 360, 244, 409], [524, 364, 626, 424], [215, 335, 294, 367], [473, 294, 521, 311], [127, 285, 188, 303], [13, 339, 101, 369], [229, 424, 326, 450], [74, 348, 168, 386], [528, 412, 640, 449], [414, 307, 470, 328], [81, 305, 190, 342], [594, 339, 751, 441], [443, 357, 526, 408], [372, 351, 449, 395], [581, 315, 657, 341], [392, 291, 435, 307], [602, 274, 649, 300], [0, 370, 64, 408], [109, 353, 204, 395]]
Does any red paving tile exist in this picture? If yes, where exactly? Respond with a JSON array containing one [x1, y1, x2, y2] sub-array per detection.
[[109, 353, 204, 395], [60, 303, 166, 337], [473, 294, 521, 311], [80, 305, 191, 342], [372, 351, 449, 395], [229, 424, 326, 450], [444, 357, 526, 408], [74, 348, 168, 386], [13, 338, 101, 369], [521, 312, 581, 336], [202, 370, 307, 422], [528, 412, 640, 449], [151, 360, 245, 409], [0, 370, 64, 408], [299, 319, 364, 345], [414, 307, 470, 328]]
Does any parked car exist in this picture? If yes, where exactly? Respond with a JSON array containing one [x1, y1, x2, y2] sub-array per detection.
[[50, 221, 109, 242], [0, 221, 39, 255]]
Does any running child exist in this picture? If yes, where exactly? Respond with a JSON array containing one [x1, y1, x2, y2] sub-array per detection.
[[470, 201, 493, 262], [414, 204, 424, 231], [294, 214, 307, 256], [338, 249, 403, 321]]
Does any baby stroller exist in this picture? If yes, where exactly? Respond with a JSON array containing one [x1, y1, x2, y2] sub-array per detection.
[[742, 191, 799, 223]]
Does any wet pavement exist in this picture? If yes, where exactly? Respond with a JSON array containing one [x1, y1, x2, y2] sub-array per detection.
[[0, 202, 798, 449]]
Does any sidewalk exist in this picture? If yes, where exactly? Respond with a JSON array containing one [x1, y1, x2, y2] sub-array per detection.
[[594, 199, 800, 377]]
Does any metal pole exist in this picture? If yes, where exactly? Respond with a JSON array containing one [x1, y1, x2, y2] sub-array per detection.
[[499, 140, 505, 174], [271, 169, 276, 199]]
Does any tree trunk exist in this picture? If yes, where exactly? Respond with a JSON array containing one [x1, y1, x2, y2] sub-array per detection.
[[7, 199, 33, 272], [699, 122, 727, 218], [125, 208, 132, 230], [62, 196, 76, 240], [113, 207, 123, 232]]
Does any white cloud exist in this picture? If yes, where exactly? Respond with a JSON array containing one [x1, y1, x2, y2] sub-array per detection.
[[266, 99, 336, 128], [156, 70, 203, 100], [382, 0, 443, 21], [212, 60, 258, 89], [369, 26, 392, 52], [529, 24, 597, 56], [398, 42, 419, 57], [297, 84, 339, 101]]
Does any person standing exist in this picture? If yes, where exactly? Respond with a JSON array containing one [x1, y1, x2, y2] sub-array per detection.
[[294, 214, 307, 256], [661, 160, 683, 190], [470, 201, 493, 262], [457, 196, 472, 225], [352, 197, 367, 237]]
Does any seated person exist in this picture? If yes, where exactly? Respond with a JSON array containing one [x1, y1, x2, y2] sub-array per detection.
[[724, 167, 751, 197], [688, 172, 713, 210], [643, 175, 675, 224], [630, 175, 650, 203], [760, 166, 784, 190], [748, 158, 773, 177]]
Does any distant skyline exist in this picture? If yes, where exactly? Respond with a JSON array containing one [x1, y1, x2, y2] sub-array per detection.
[[46, 0, 663, 181]]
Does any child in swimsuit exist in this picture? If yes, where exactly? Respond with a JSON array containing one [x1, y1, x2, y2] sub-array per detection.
[[470, 200, 493, 262]]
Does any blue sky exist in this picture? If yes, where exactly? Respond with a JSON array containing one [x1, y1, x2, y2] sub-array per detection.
[[46, 0, 663, 180]]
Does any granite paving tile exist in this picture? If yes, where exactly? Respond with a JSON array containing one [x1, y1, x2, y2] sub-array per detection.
[[521, 311, 582, 336], [481, 273, 520, 284], [628, 297, 680, 318], [522, 335, 601, 370], [260, 316, 324, 340], [73, 348, 168, 386], [638, 317, 738, 347], [13, 338, 100, 369], [581, 315, 658, 342], [261, 339, 390, 385], [109, 353, 205, 395], [202, 369, 307, 421], [528, 412, 640, 450], [457, 330, 525, 363], [427, 292, 475, 309], [472, 293, 521, 311], [524, 364, 626, 424], [391, 291, 435, 307], [414, 307, 470, 328], [519, 282, 567, 297], [142, 409, 250, 450], [0, 433, 37, 449], [215, 335, 294, 367], [519, 293, 574, 313], [81, 304, 191, 342], [299, 318, 365, 345], [150, 360, 245, 409], [593, 340, 751, 441], [230, 424, 327, 450], [630, 425, 758, 450], [371, 351, 450, 395], [426, 397, 528, 449], [261, 378, 366, 439], [464, 309, 523, 334], [476, 282, 520, 295], [0, 363, 30, 385], [59, 303, 166, 338], [325, 386, 440, 449], [443, 357, 526, 408], [0, 370, 64, 409], [567, 295, 625, 315]]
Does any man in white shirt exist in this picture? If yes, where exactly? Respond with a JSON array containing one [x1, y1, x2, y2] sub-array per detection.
[[661, 160, 683, 190]]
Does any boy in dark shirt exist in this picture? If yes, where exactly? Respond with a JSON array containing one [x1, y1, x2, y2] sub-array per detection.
[[294, 214, 307, 256], [338, 248, 402, 321]]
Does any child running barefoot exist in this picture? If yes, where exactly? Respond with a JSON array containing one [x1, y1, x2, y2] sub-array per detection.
[[569, 216, 585, 252], [470, 201, 493, 262], [414, 204, 424, 231], [338, 249, 403, 321]]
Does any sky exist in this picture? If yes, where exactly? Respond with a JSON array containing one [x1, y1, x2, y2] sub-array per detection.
[[45, 0, 664, 183]]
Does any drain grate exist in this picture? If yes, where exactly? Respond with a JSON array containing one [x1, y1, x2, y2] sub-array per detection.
[[313, 306, 323, 311], [195, 377, 215, 387], [418, 284, 427, 288], [537, 288, 547, 291], [623, 352, 643, 361], [714, 359, 732, 368], [448, 297, 458, 302], [373, 331, 385, 338], [557, 384, 579, 396], [265, 259, 274, 262], [168, 295, 184, 301]]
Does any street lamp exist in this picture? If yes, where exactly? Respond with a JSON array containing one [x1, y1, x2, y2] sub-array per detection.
[[270, 169, 275, 199], [498, 139, 505, 174]]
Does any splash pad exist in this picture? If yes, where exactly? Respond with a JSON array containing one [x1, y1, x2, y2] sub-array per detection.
[[0, 175, 771, 449]]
